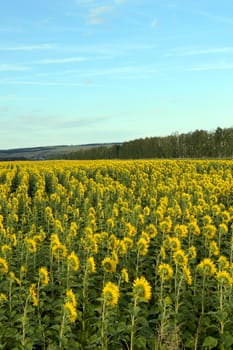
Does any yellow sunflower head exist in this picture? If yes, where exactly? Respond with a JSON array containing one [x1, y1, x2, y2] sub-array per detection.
[[132, 276, 152, 302], [102, 282, 119, 306], [198, 258, 216, 276]]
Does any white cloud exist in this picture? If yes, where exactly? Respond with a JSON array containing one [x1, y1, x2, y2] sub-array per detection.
[[151, 19, 158, 28], [0, 80, 86, 87], [88, 5, 114, 24], [0, 64, 31, 72], [35, 57, 87, 64], [186, 62, 233, 71], [200, 12, 233, 24], [0, 106, 8, 112], [0, 44, 56, 51], [167, 46, 233, 57]]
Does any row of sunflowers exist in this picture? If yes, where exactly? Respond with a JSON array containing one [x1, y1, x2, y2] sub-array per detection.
[[0, 159, 233, 349]]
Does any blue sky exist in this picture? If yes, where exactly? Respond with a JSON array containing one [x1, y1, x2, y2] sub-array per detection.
[[1, 0, 233, 149]]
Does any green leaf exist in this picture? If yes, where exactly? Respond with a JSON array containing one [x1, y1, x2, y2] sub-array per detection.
[[221, 333, 233, 348], [202, 336, 218, 349], [136, 336, 147, 349]]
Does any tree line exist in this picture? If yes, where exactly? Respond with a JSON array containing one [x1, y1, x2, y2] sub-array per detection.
[[63, 127, 233, 160]]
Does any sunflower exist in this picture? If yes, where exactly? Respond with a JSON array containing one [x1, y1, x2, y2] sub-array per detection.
[[173, 249, 188, 267], [159, 217, 172, 234], [160, 246, 166, 260], [174, 224, 188, 238], [158, 263, 173, 281], [218, 223, 228, 235], [0, 257, 8, 274], [133, 276, 152, 302], [29, 283, 38, 307], [1, 244, 12, 254], [52, 242, 67, 259], [218, 255, 229, 270], [24, 238, 37, 253], [64, 301, 78, 323], [168, 236, 181, 251], [9, 271, 21, 285], [183, 265, 192, 285], [102, 282, 119, 306], [204, 224, 217, 239], [101, 257, 116, 273], [123, 237, 134, 249], [216, 270, 233, 286], [66, 289, 77, 307], [67, 251, 80, 271], [121, 268, 129, 283], [0, 293, 8, 303], [39, 267, 49, 285], [209, 240, 219, 256], [146, 223, 157, 238], [188, 221, 200, 236], [87, 256, 96, 273], [198, 258, 216, 276], [137, 237, 149, 256], [188, 245, 197, 259], [126, 223, 137, 237]]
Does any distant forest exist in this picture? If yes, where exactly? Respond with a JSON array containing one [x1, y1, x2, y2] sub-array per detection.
[[64, 126, 233, 160]]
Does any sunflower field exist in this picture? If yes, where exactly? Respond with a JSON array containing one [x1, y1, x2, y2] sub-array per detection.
[[0, 159, 233, 349]]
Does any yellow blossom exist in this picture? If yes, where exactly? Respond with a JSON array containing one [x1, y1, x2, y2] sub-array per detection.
[[121, 268, 129, 283], [137, 237, 149, 256], [216, 270, 233, 285], [188, 245, 197, 259], [158, 263, 173, 281], [66, 289, 77, 307], [102, 282, 119, 306], [133, 276, 152, 302], [168, 236, 181, 251], [101, 257, 116, 273], [67, 251, 80, 271], [87, 256, 96, 273], [39, 267, 49, 285], [24, 238, 37, 253], [173, 249, 188, 266], [9, 271, 21, 285], [29, 283, 38, 307], [64, 301, 78, 323], [204, 224, 217, 239], [183, 265, 192, 285], [209, 240, 219, 256], [218, 255, 229, 270], [0, 257, 8, 274], [174, 224, 188, 238], [0, 293, 8, 302], [1, 244, 12, 254], [198, 258, 216, 276]]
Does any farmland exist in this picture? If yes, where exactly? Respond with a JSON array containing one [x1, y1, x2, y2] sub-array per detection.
[[0, 159, 233, 349]]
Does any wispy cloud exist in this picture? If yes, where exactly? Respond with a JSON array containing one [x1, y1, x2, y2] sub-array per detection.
[[35, 57, 87, 64], [9, 115, 109, 131], [61, 64, 158, 80], [186, 61, 233, 71], [0, 64, 31, 72], [200, 11, 233, 24], [88, 5, 114, 24], [151, 19, 158, 28], [0, 80, 87, 87], [0, 44, 56, 51], [167, 47, 233, 57], [77, 0, 124, 26], [0, 106, 8, 112]]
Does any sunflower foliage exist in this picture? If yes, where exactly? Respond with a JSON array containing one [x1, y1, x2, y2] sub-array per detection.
[[0, 159, 233, 349]]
